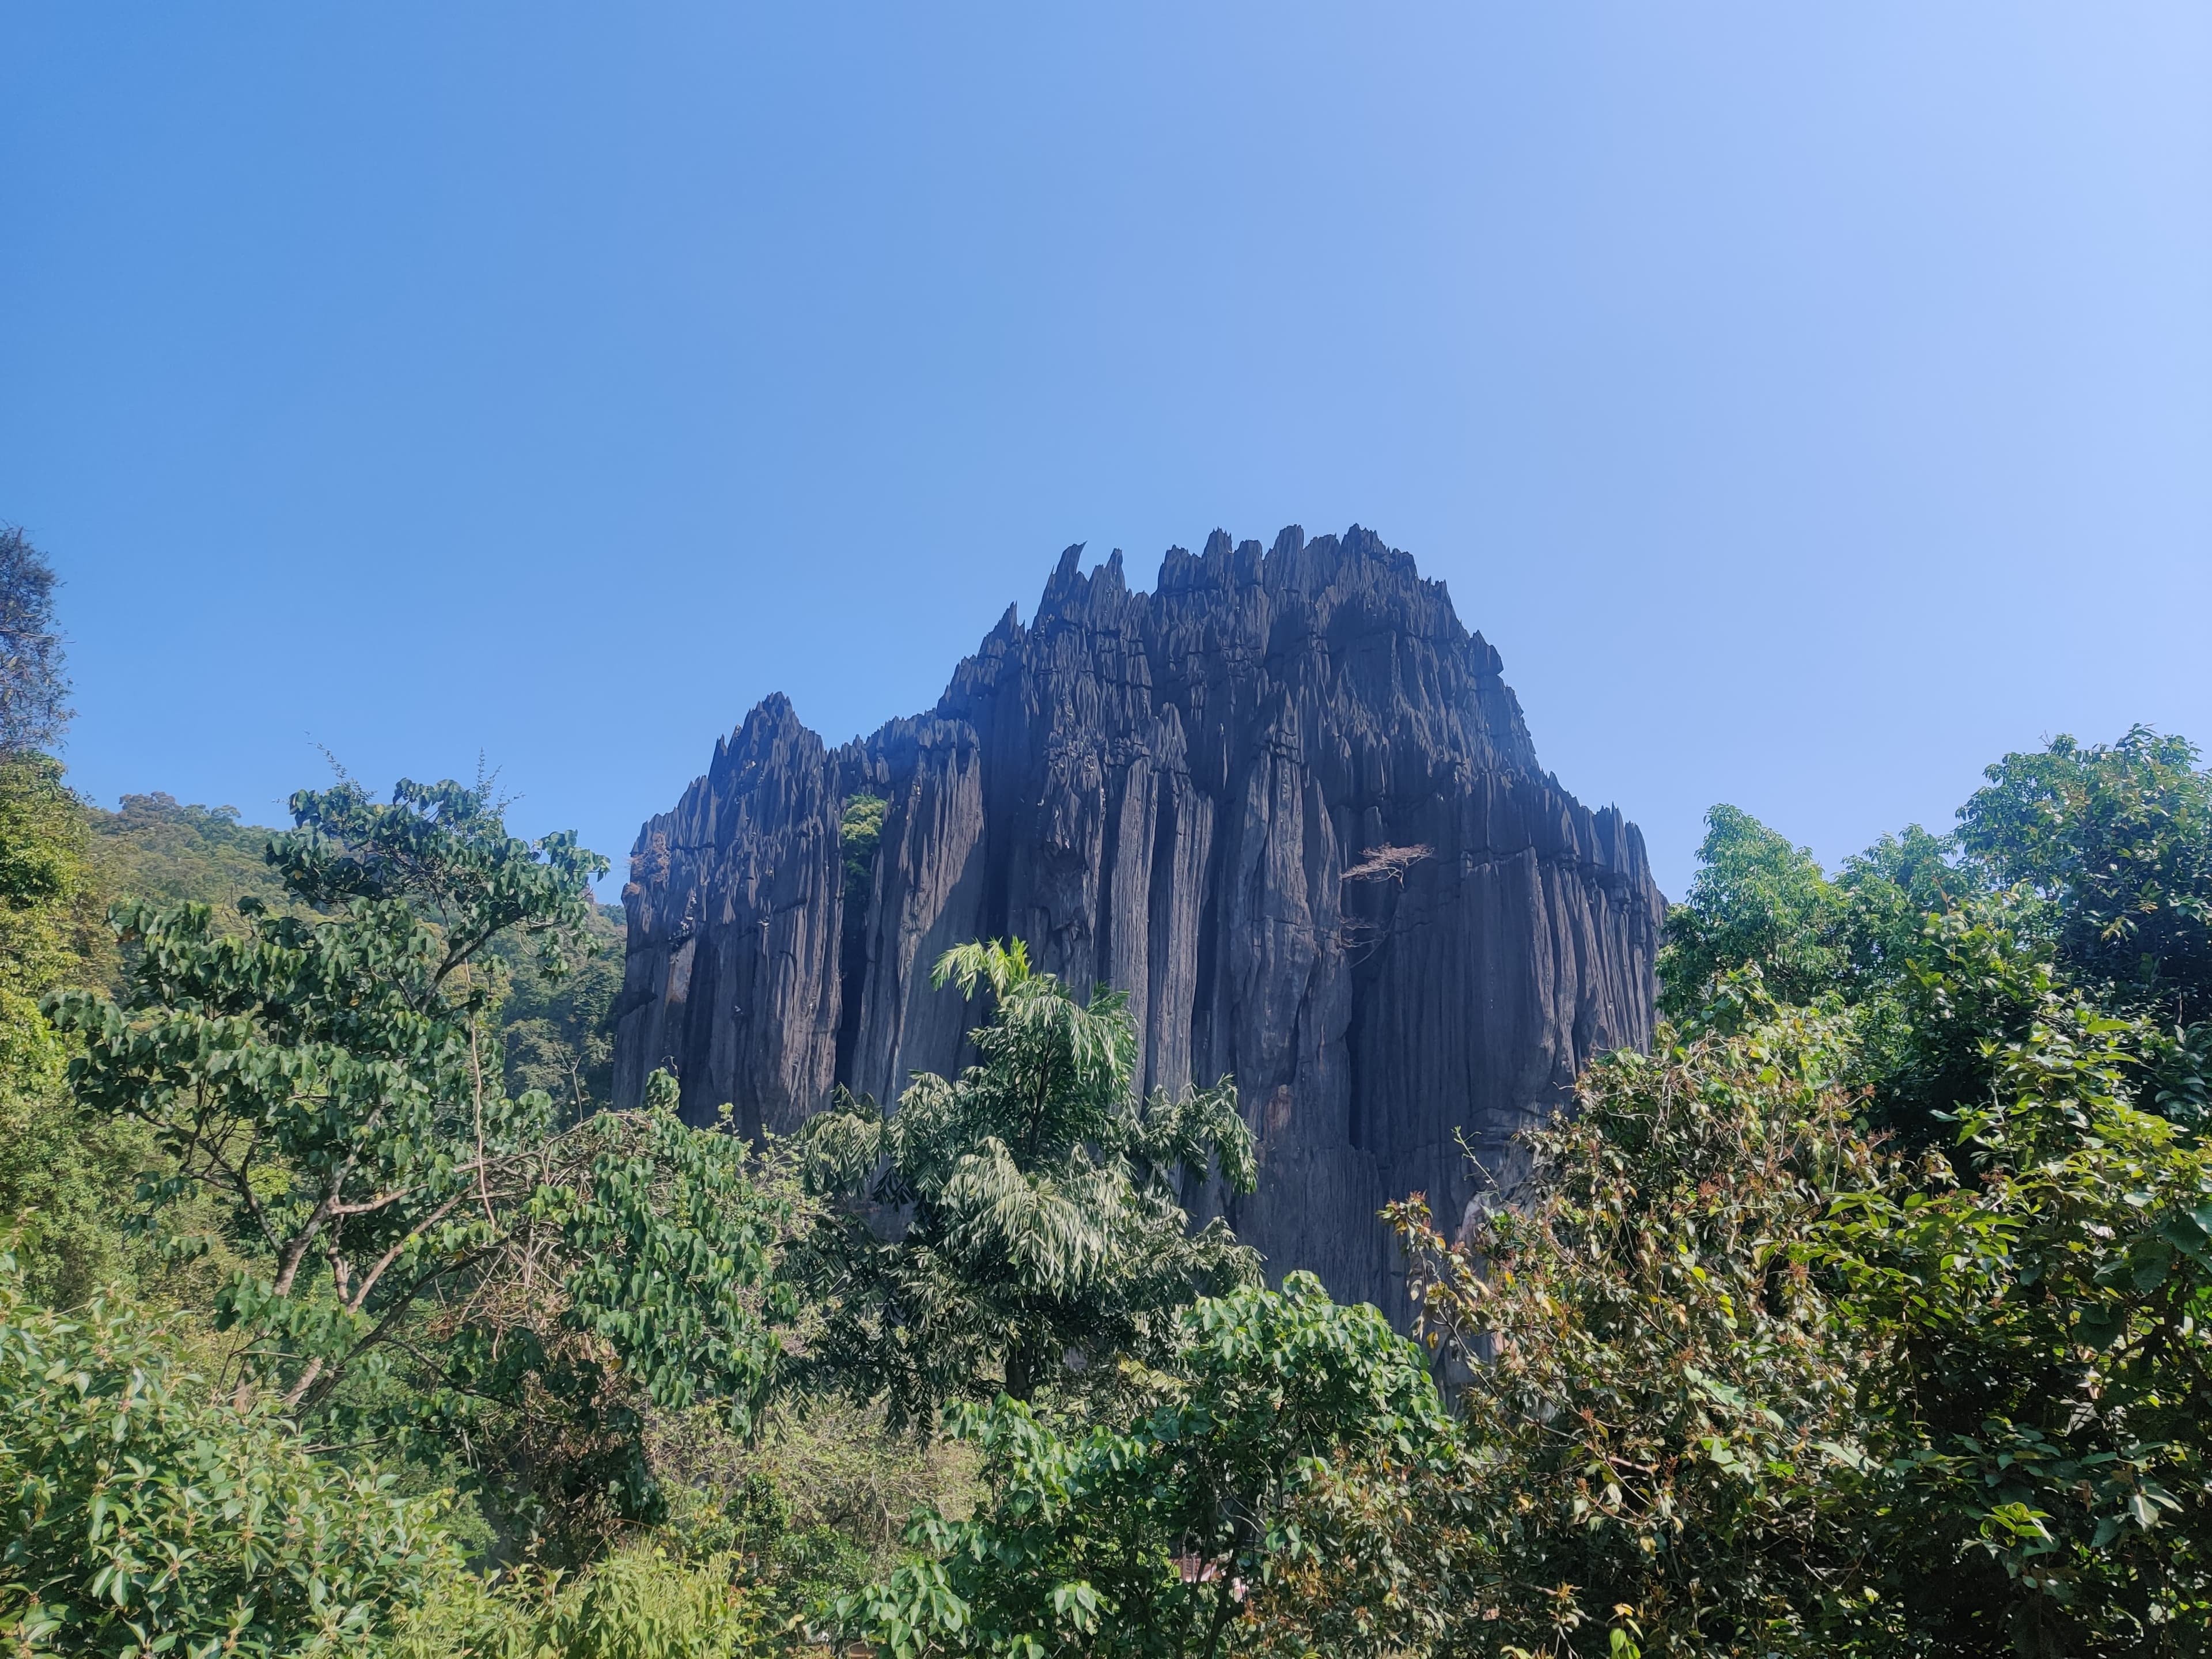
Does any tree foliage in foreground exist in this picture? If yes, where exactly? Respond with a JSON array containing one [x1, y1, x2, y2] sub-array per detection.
[[844, 1272, 1453, 1659], [0, 751, 149, 1308], [791, 939, 1259, 1431], [1, 1229, 809, 1659], [79, 786, 627, 1113], [1661, 728, 2212, 1031], [1658, 729, 2212, 1143], [45, 778, 791, 1554], [1302, 731, 2212, 1658], [1382, 940, 2212, 1655], [1959, 726, 2212, 1022], [0, 1240, 462, 1658], [1381, 986, 1892, 1654]]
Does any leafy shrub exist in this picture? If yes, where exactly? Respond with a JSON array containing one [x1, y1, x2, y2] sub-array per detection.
[[645, 1395, 981, 1639], [0, 1243, 462, 1657], [843, 1272, 1453, 1659], [1378, 935, 2212, 1655], [381, 1546, 787, 1659], [840, 796, 888, 916], [1384, 983, 1893, 1655]]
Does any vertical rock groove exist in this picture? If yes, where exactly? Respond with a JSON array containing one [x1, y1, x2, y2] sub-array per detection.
[[613, 525, 1664, 1312]]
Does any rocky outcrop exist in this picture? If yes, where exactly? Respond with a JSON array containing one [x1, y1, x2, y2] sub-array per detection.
[[614, 526, 1663, 1312]]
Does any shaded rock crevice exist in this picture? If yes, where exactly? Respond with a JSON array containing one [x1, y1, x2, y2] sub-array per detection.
[[615, 525, 1664, 1311]]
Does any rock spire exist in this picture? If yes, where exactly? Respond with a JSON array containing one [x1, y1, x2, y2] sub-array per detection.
[[613, 525, 1663, 1310]]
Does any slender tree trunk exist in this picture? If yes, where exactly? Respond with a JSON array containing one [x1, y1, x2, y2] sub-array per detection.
[[1005, 1329, 1043, 1402]]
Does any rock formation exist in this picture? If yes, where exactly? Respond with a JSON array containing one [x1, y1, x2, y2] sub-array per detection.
[[613, 525, 1664, 1312]]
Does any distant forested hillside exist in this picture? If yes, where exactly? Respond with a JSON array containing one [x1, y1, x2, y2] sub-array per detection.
[[87, 792, 296, 915]]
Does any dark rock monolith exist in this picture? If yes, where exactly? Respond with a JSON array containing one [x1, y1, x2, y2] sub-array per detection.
[[613, 526, 1663, 1312]]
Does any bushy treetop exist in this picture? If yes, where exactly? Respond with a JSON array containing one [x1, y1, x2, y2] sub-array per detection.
[[793, 938, 1258, 1430]]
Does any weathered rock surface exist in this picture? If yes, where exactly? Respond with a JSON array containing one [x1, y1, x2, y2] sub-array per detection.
[[614, 526, 1664, 1312]]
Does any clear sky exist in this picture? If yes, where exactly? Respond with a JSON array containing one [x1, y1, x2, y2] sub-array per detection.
[[3, 4, 2207, 899]]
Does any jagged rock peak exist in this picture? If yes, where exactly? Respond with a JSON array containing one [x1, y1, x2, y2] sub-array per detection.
[[1035, 522, 1449, 615], [615, 525, 1662, 1315]]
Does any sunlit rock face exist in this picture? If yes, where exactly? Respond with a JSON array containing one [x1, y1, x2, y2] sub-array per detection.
[[613, 525, 1663, 1312]]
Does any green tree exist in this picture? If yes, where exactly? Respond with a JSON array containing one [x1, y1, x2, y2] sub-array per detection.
[[791, 939, 1259, 1431], [493, 900, 625, 1119], [81, 787, 623, 1114], [1657, 805, 2051, 1141], [1386, 912, 2212, 1655], [85, 792, 297, 939], [46, 779, 790, 1550], [1, 1230, 800, 1659], [1834, 822, 1973, 983], [1657, 805, 1850, 1017], [0, 753, 147, 1307], [844, 1272, 1453, 1659], [1385, 981, 1899, 1657], [1817, 917, 2212, 1653], [0, 753, 103, 1091], [840, 795, 889, 915], [1959, 726, 2212, 1021], [1665, 731, 2212, 1103], [0, 1239, 465, 1658], [0, 538, 149, 1308], [0, 525, 70, 755]]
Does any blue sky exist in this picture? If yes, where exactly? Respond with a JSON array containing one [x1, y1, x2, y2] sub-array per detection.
[[3, 4, 2207, 899]]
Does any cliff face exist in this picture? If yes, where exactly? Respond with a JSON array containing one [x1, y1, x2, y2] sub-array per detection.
[[614, 525, 1663, 1311]]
